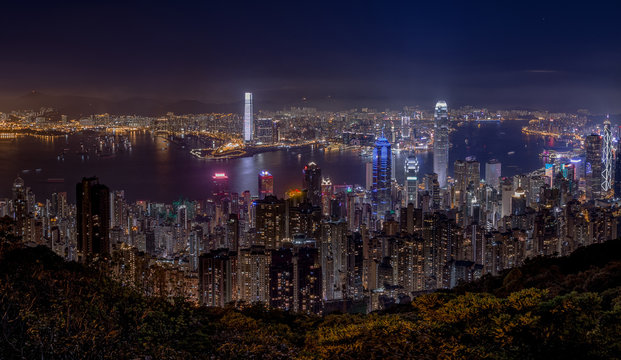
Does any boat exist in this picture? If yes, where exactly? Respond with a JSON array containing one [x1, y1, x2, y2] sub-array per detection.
[[507, 151, 516, 155], [22, 169, 30, 173], [35, 168, 42, 172]]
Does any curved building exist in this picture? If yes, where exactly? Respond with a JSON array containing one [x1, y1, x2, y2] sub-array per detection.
[[433, 100, 449, 188]]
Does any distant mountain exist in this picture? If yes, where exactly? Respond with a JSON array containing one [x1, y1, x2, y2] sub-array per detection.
[[0, 91, 242, 117]]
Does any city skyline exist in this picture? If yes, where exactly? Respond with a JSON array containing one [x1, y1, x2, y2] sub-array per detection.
[[2, 1, 621, 357]]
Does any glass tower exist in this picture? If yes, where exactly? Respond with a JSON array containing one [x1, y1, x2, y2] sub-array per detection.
[[433, 100, 449, 188], [244, 92, 253, 142], [372, 136, 392, 219], [405, 156, 419, 206]]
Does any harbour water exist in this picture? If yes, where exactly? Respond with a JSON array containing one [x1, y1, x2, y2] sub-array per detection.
[[0, 121, 555, 202]]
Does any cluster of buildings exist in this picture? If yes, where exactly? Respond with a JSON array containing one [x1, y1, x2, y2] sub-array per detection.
[[2, 100, 620, 314]]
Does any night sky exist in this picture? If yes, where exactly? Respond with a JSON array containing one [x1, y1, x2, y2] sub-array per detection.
[[1, 0, 620, 112]]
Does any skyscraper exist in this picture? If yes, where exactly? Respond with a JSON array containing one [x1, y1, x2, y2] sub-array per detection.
[[303, 162, 322, 206], [602, 116, 613, 194], [254, 195, 286, 249], [585, 134, 602, 199], [76, 177, 110, 260], [433, 100, 449, 188], [372, 136, 391, 218], [405, 156, 419, 206], [485, 159, 502, 190], [615, 127, 621, 197], [258, 170, 274, 199], [212, 172, 230, 198], [243, 92, 253, 142]]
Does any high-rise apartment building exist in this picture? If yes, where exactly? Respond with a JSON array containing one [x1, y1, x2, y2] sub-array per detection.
[[303, 162, 322, 207], [76, 177, 110, 260]]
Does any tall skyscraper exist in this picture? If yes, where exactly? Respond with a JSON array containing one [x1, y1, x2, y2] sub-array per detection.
[[365, 162, 373, 190], [615, 127, 621, 197], [485, 159, 502, 190], [76, 177, 110, 260], [405, 156, 419, 206], [243, 92, 253, 142], [602, 116, 613, 194], [433, 100, 449, 188], [585, 134, 602, 199], [258, 170, 274, 199], [372, 136, 391, 219], [303, 162, 322, 206]]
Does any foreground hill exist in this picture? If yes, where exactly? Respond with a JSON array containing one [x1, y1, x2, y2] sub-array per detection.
[[1, 243, 621, 359]]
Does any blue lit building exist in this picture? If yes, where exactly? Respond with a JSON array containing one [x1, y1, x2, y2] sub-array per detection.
[[372, 136, 392, 219]]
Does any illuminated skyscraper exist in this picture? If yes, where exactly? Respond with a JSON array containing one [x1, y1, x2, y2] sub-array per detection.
[[303, 162, 322, 206], [433, 100, 449, 188], [243, 92, 253, 142], [405, 156, 419, 206], [258, 170, 274, 199], [602, 116, 613, 194], [585, 134, 602, 199], [485, 159, 502, 190], [212, 172, 229, 198], [372, 136, 391, 218], [615, 127, 621, 197]]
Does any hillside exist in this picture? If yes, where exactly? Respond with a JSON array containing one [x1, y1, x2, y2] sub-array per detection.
[[1, 242, 621, 359]]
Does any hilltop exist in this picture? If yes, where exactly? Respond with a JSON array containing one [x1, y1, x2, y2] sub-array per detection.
[[1, 241, 621, 359]]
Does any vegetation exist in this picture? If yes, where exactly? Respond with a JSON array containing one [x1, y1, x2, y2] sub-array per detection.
[[2, 240, 621, 359]]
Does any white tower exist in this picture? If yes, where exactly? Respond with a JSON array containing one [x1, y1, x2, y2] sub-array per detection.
[[244, 92, 253, 142], [602, 115, 613, 193]]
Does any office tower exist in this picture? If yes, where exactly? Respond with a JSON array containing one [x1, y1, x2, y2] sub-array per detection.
[[465, 157, 481, 192], [615, 129, 621, 197], [254, 195, 286, 249], [303, 162, 322, 206], [405, 156, 419, 206], [255, 118, 275, 144], [321, 178, 333, 216], [512, 188, 527, 215], [485, 159, 502, 190], [433, 100, 449, 188], [585, 134, 602, 199], [212, 172, 230, 198], [365, 162, 373, 190], [401, 115, 411, 138], [602, 116, 613, 194], [76, 177, 110, 260], [243, 92, 253, 142], [258, 170, 274, 199], [199, 249, 236, 307], [500, 178, 513, 218], [454, 160, 466, 205], [372, 136, 392, 219]]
